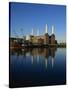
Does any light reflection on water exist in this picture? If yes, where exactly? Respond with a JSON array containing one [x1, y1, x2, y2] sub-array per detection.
[[10, 48, 66, 87]]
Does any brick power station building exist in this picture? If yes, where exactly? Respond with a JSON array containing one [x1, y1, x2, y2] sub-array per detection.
[[26, 24, 57, 45]]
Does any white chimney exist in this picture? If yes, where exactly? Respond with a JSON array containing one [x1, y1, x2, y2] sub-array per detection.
[[31, 28, 34, 35], [52, 25, 54, 34], [37, 29, 39, 36], [45, 24, 48, 33], [26, 35, 30, 40]]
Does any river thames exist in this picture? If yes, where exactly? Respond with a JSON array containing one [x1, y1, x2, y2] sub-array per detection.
[[9, 48, 66, 87]]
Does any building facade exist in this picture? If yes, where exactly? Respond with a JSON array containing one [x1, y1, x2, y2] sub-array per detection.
[[27, 25, 57, 45]]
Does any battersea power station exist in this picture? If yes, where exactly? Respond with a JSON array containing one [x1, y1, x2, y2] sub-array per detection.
[[26, 24, 57, 45]]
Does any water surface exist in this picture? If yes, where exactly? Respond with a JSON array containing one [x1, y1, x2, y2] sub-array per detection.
[[10, 48, 66, 87]]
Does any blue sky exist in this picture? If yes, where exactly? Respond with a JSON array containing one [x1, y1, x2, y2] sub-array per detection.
[[10, 2, 66, 43]]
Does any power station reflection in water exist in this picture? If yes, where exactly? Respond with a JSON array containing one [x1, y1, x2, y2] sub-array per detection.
[[11, 47, 57, 68]]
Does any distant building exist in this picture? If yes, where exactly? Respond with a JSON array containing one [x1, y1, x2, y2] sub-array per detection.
[[10, 24, 57, 46], [51, 34, 55, 45], [27, 24, 57, 45], [44, 33, 49, 44]]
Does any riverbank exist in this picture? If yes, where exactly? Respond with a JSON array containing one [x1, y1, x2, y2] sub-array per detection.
[[10, 44, 66, 50]]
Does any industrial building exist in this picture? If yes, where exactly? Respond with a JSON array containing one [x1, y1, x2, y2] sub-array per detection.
[[10, 24, 58, 49], [26, 24, 57, 45]]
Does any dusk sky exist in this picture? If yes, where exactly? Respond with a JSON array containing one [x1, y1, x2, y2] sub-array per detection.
[[10, 2, 66, 43]]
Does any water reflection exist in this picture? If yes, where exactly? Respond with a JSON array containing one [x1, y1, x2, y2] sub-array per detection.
[[10, 47, 57, 68], [10, 48, 66, 87]]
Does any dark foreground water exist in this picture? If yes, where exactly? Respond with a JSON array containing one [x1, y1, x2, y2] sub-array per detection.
[[9, 48, 66, 88]]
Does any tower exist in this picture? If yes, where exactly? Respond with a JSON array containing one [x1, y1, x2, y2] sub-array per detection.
[[37, 29, 39, 36], [44, 24, 49, 45], [52, 25, 54, 34], [51, 25, 55, 45], [30, 28, 34, 43], [45, 24, 48, 33], [31, 28, 34, 35]]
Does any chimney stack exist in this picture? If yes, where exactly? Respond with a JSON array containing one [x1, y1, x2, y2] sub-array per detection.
[[45, 24, 48, 33], [37, 29, 39, 36], [31, 28, 34, 35], [52, 25, 54, 34]]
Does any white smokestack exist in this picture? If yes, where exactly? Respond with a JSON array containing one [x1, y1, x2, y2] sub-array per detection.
[[45, 24, 48, 33], [52, 25, 54, 34], [31, 28, 34, 35], [26, 35, 30, 40], [37, 29, 39, 36]]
